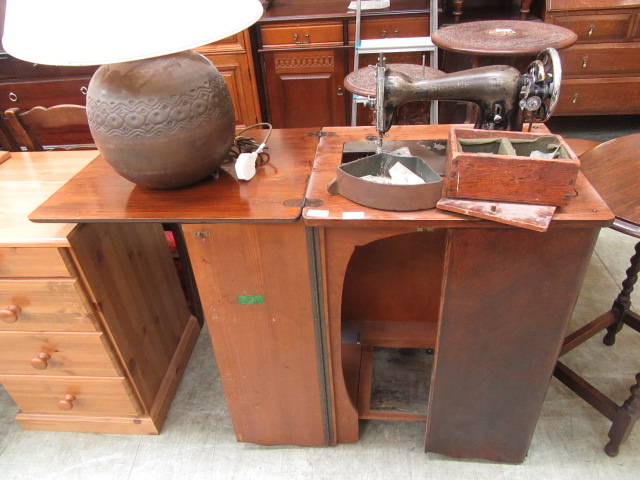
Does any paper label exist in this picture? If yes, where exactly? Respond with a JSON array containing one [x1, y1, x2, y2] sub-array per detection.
[[306, 209, 330, 218]]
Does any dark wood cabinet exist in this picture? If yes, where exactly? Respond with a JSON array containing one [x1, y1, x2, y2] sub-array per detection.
[[541, 0, 640, 116], [262, 48, 348, 128], [0, 56, 94, 111], [256, 0, 432, 128]]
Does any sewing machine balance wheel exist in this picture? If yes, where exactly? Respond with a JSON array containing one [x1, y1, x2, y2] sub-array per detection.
[[521, 48, 562, 123]]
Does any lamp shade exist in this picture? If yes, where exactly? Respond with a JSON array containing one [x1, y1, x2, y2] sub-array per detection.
[[2, 0, 264, 66]]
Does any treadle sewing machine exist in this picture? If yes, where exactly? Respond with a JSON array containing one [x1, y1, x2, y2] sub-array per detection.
[[345, 47, 562, 154]]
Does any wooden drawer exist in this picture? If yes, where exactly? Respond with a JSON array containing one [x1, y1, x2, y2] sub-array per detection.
[[348, 15, 429, 41], [0, 77, 90, 111], [0, 278, 98, 332], [0, 376, 141, 416], [0, 332, 118, 376], [0, 247, 71, 278], [553, 13, 634, 42], [560, 43, 640, 76], [0, 54, 95, 81], [556, 77, 640, 115], [260, 21, 344, 48]]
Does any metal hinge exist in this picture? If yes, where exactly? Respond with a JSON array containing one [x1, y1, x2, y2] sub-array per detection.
[[193, 231, 211, 240], [305, 130, 337, 138]]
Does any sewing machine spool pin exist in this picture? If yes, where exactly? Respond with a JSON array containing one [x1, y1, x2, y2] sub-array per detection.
[[375, 52, 388, 153]]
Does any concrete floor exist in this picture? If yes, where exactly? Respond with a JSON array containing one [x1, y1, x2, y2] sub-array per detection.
[[1, 118, 639, 479]]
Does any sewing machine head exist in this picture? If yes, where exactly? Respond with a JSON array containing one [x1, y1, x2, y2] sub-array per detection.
[[375, 48, 562, 136]]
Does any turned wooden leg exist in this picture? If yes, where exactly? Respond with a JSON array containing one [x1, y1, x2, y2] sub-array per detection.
[[452, 0, 463, 22], [605, 372, 640, 456], [604, 241, 640, 346], [520, 0, 533, 19]]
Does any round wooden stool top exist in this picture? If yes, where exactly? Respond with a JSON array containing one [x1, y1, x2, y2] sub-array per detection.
[[431, 20, 577, 56], [344, 63, 445, 97]]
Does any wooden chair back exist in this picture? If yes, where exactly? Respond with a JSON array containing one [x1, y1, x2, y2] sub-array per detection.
[[5, 104, 94, 151], [0, 113, 20, 151], [579, 133, 640, 234]]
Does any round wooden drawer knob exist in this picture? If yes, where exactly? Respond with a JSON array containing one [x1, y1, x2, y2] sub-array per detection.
[[57, 394, 75, 410], [0, 305, 21, 323], [30, 352, 51, 370]]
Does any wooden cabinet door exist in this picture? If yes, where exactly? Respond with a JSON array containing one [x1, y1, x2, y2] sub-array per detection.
[[262, 48, 348, 128], [426, 227, 599, 463], [197, 30, 262, 130], [182, 222, 330, 447], [208, 53, 261, 129]]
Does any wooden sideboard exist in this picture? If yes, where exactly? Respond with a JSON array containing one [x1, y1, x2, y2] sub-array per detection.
[[255, 0, 432, 128], [30, 125, 614, 462], [540, 0, 640, 115], [0, 150, 199, 434], [0, 30, 261, 147]]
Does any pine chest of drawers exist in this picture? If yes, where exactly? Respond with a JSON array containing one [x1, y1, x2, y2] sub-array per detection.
[[542, 0, 640, 115], [0, 150, 199, 434]]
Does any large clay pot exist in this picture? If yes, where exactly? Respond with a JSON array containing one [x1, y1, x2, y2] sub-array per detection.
[[87, 50, 235, 189]]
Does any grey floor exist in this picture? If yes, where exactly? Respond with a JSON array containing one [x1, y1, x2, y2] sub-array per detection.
[[1, 117, 639, 479]]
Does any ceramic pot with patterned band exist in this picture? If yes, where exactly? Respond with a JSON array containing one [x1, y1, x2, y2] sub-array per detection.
[[87, 50, 235, 189]]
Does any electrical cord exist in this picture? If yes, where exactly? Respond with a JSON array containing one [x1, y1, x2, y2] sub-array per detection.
[[225, 122, 273, 168]]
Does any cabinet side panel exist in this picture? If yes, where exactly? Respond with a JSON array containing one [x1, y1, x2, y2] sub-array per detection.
[[67, 223, 193, 409], [426, 227, 599, 463], [183, 222, 329, 446]]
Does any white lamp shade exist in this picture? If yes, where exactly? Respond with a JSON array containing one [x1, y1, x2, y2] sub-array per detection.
[[2, 0, 264, 66]]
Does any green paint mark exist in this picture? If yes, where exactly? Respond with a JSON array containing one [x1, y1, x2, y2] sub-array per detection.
[[237, 295, 265, 305]]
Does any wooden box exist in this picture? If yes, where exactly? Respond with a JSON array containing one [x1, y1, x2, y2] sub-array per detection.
[[444, 128, 580, 206]]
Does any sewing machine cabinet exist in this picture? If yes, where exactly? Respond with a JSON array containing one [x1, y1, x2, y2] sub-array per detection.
[[28, 125, 613, 463]]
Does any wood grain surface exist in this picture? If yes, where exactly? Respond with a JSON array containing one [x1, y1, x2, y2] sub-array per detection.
[[304, 125, 613, 229], [30, 129, 318, 223]]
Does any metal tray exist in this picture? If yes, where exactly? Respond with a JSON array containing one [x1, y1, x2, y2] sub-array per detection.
[[327, 153, 442, 211]]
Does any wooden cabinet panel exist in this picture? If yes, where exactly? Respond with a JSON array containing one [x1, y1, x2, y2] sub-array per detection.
[[556, 77, 640, 115], [197, 30, 262, 129], [263, 49, 348, 128], [347, 15, 429, 41], [547, 0, 639, 11], [426, 227, 598, 462], [560, 43, 640, 76], [0, 247, 70, 277], [0, 332, 118, 376], [553, 13, 634, 41], [210, 54, 261, 129], [0, 77, 90, 112], [0, 376, 141, 416], [182, 222, 329, 447], [632, 11, 640, 38], [67, 222, 194, 409], [260, 21, 344, 48], [0, 55, 95, 82], [543, 2, 640, 116], [0, 278, 98, 332]]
